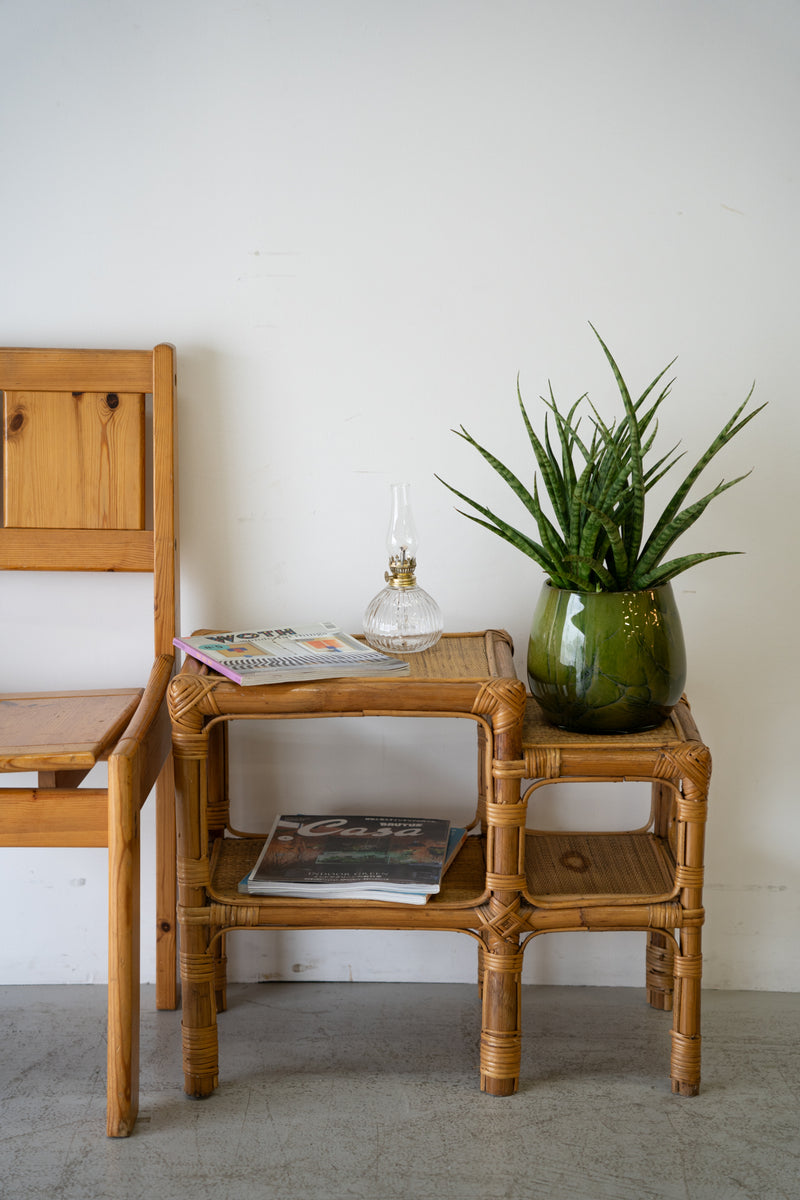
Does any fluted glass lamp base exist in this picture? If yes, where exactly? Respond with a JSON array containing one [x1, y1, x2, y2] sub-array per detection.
[[363, 584, 443, 654]]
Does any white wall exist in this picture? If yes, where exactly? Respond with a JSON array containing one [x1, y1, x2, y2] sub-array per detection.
[[1, 0, 798, 991]]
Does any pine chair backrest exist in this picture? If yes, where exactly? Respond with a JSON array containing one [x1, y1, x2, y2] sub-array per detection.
[[0, 345, 177, 657]]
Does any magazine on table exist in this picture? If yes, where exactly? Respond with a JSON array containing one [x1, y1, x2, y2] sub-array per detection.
[[174, 621, 410, 685], [238, 814, 468, 904]]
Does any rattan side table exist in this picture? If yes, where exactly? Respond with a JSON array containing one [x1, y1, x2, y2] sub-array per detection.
[[168, 631, 528, 1099], [516, 695, 711, 1095]]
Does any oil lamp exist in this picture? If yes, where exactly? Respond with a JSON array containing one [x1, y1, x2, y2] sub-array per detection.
[[362, 482, 443, 654]]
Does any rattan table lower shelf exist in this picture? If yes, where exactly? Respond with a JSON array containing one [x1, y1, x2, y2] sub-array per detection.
[[523, 829, 677, 904], [207, 834, 491, 912]]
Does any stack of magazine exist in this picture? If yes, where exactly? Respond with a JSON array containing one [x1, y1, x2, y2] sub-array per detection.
[[174, 621, 410, 686], [239, 814, 468, 905]]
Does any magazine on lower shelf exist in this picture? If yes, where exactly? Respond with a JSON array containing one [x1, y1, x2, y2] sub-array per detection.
[[174, 621, 410, 685], [238, 814, 468, 904]]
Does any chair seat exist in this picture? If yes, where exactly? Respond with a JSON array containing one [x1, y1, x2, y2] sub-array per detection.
[[0, 689, 143, 771]]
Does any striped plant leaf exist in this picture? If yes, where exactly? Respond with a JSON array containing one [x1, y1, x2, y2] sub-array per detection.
[[516, 382, 575, 537], [439, 326, 763, 592], [589, 325, 647, 572], [580, 501, 630, 582], [638, 386, 765, 563], [634, 550, 742, 590], [562, 553, 616, 590], [434, 475, 574, 585], [629, 473, 751, 585], [450, 425, 538, 517]]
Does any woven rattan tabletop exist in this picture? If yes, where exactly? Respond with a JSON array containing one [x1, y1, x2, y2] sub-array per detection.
[[179, 629, 513, 681], [170, 630, 525, 724], [522, 694, 698, 747], [521, 694, 706, 783]]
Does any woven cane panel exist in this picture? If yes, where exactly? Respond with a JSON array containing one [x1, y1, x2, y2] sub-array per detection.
[[380, 633, 492, 680], [207, 837, 265, 900], [522, 698, 682, 748], [524, 830, 676, 903], [207, 833, 488, 909], [428, 835, 488, 906]]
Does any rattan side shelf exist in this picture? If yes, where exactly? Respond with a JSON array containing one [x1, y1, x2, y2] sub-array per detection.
[[168, 631, 528, 1100], [517, 695, 711, 1095]]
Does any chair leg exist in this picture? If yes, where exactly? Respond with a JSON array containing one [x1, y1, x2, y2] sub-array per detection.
[[107, 761, 141, 1137], [155, 758, 179, 1011], [479, 937, 523, 1096]]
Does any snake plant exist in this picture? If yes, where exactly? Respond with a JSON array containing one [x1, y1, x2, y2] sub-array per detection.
[[438, 326, 764, 592]]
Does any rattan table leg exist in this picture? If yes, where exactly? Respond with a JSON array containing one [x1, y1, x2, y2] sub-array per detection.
[[646, 930, 675, 1011], [479, 937, 523, 1096], [670, 938, 702, 1095], [669, 749, 708, 1095], [208, 723, 229, 1014], [477, 942, 486, 999], [213, 933, 228, 1014], [478, 678, 526, 1097], [180, 940, 220, 1096], [647, 781, 676, 1010], [172, 730, 220, 1098]]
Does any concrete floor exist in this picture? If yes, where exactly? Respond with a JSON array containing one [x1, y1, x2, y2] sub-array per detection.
[[0, 983, 798, 1200]]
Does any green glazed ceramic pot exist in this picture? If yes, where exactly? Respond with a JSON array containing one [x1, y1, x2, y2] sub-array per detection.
[[527, 582, 687, 733]]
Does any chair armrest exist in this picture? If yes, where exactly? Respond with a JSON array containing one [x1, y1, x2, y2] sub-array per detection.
[[112, 653, 175, 804]]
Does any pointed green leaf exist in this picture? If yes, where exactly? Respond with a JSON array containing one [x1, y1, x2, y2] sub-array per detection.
[[579, 501, 630, 584], [633, 472, 752, 581], [641, 385, 765, 559], [515, 381, 572, 537], [435, 475, 569, 582], [633, 551, 742, 589], [589, 325, 647, 568]]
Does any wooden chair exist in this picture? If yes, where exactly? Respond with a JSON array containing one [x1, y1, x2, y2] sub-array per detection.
[[0, 345, 178, 1137]]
